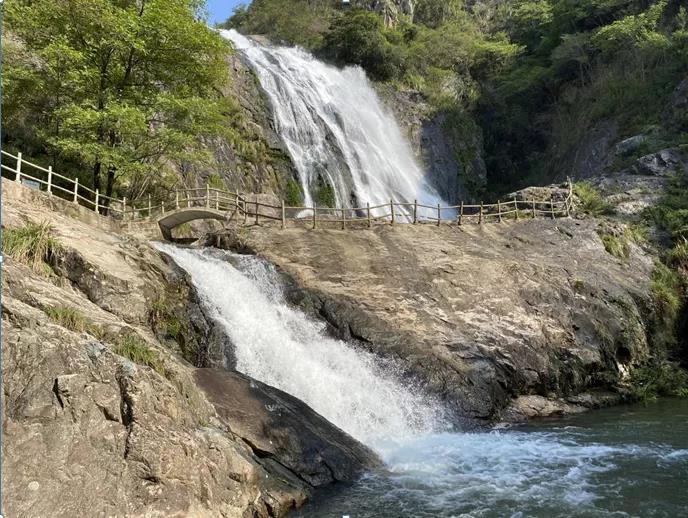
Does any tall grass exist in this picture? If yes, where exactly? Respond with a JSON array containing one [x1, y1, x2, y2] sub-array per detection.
[[45, 305, 106, 339], [574, 182, 614, 216], [114, 334, 166, 376], [2, 221, 61, 273]]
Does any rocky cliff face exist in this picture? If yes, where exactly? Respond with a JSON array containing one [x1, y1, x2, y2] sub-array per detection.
[[214, 202, 656, 423], [379, 86, 488, 201], [183, 51, 297, 198], [1, 180, 377, 517]]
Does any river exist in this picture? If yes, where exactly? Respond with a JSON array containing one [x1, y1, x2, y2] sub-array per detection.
[[296, 399, 688, 518]]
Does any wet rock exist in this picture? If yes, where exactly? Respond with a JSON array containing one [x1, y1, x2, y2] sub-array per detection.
[[194, 369, 379, 487], [228, 218, 654, 423]]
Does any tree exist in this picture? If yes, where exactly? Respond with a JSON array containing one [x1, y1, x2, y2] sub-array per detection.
[[319, 10, 405, 81], [4, 0, 231, 208]]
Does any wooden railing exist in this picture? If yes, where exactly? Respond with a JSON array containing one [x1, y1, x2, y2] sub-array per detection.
[[1, 149, 574, 228]]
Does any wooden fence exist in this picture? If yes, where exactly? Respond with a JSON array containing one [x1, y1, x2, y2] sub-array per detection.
[[0, 149, 573, 229]]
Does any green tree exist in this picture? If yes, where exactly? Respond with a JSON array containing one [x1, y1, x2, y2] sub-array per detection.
[[320, 10, 405, 81], [4, 0, 231, 208]]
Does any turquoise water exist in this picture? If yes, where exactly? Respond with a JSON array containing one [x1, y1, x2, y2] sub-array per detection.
[[296, 400, 688, 518]]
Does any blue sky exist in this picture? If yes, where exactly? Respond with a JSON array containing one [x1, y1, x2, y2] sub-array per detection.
[[207, 0, 246, 24]]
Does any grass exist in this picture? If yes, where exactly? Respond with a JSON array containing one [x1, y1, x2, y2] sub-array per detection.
[[599, 225, 649, 259], [651, 263, 684, 321], [114, 334, 166, 376], [2, 221, 61, 274], [668, 238, 688, 270], [149, 295, 184, 340], [574, 182, 614, 216], [45, 305, 107, 339], [630, 361, 688, 401], [601, 234, 630, 259]]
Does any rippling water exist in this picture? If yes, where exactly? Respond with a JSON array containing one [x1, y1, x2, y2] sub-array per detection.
[[296, 399, 688, 518]]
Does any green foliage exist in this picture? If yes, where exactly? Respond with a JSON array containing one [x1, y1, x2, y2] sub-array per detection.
[[222, 0, 333, 48], [46, 306, 88, 332], [149, 295, 184, 341], [314, 182, 336, 207], [668, 238, 688, 270], [574, 182, 614, 216], [284, 177, 303, 206], [320, 10, 404, 81], [4, 0, 232, 198], [2, 221, 61, 274], [45, 305, 106, 339], [601, 233, 630, 259], [114, 334, 166, 376], [630, 360, 688, 401], [651, 262, 684, 323], [206, 174, 226, 191]]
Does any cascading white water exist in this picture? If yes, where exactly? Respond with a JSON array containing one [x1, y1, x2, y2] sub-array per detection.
[[221, 29, 445, 215], [155, 244, 441, 450], [157, 244, 688, 516]]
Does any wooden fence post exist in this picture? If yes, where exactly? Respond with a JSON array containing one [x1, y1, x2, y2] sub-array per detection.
[[254, 196, 259, 225], [187, 190, 191, 208], [437, 203, 441, 227], [532, 199, 536, 219], [413, 200, 417, 224], [313, 203, 317, 230], [550, 196, 555, 219], [367, 202, 371, 228], [162, 201, 165, 214], [390, 199, 395, 226], [15, 152, 22, 183], [459, 201, 463, 226], [235, 190, 239, 214], [514, 198, 519, 220], [216, 191, 220, 210], [342, 207, 346, 230], [95, 189, 100, 213], [175, 191, 179, 209], [123, 197, 127, 220], [281, 200, 286, 229], [73, 177, 79, 203], [479, 202, 483, 224], [47, 166, 53, 195], [148, 194, 152, 217], [497, 200, 502, 223], [206, 184, 210, 208]]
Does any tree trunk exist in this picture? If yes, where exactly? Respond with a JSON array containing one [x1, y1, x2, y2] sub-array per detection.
[[104, 165, 116, 214], [93, 160, 102, 196]]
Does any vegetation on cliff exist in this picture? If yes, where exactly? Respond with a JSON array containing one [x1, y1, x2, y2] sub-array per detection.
[[3, 0, 233, 204]]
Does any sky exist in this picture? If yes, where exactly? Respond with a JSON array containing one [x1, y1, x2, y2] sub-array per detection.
[[207, 0, 246, 25]]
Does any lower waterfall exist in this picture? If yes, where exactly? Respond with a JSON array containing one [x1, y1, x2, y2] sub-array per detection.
[[156, 244, 688, 517], [155, 243, 442, 450]]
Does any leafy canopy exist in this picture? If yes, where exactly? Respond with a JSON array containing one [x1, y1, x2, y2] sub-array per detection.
[[4, 0, 231, 198]]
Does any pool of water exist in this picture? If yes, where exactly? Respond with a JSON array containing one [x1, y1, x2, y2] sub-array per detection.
[[295, 399, 688, 518]]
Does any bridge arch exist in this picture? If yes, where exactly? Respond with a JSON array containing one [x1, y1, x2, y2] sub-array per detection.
[[157, 208, 229, 241]]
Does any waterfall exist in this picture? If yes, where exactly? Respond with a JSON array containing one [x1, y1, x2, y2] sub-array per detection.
[[155, 244, 442, 451], [221, 29, 445, 215]]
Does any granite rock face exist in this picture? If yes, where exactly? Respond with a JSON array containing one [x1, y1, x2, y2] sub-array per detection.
[[218, 212, 656, 423], [1, 180, 377, 517]]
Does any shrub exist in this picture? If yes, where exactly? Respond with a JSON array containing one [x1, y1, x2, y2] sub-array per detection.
[[2, 221, 61, 273], [284, 177, 303, 207], [630, 361, 688, 401], [114, 334, 166, 376], [574, 182, 614, 216], [314, 183, 336, 208]]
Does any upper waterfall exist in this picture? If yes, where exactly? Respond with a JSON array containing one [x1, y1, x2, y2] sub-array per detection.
[[221, 29, 446, 213]]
